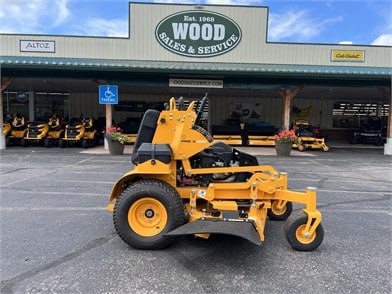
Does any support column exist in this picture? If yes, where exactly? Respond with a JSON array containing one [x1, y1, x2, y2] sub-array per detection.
[[378, 87, 392, 155], [28, 90, 35, 122], [105, 104, 112, 150], [278, 86, 303, 130], [0, 77, 15, 150]]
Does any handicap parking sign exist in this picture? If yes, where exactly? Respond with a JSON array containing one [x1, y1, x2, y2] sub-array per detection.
[[99, 85, 118, 104]]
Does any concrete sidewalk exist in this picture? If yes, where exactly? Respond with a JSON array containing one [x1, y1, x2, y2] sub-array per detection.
[[80, 141, 382, 156]]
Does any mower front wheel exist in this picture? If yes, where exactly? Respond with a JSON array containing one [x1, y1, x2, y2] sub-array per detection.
[[284, 213, 324, 251], [113, 179, 185, 250], [267, 200, 292, 220], [297, 143, 306, 152]]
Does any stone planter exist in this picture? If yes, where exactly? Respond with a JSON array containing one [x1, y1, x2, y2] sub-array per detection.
[[275, 141, 293, 156], [108, 140, 124, 155]]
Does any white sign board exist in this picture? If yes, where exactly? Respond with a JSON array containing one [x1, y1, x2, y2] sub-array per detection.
[[20, 40, 55, 53], [169, 78, 223, 88]]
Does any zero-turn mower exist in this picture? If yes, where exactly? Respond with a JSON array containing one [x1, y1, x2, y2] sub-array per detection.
[[107, 96, 324, 251], [292, 119, 329, 152]]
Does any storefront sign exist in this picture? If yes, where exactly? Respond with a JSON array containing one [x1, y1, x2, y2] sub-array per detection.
[[169, 78, 223, 88], [20, 40, 55, 53], [156, 10, 242, 58], [331, 50, 365, 62]]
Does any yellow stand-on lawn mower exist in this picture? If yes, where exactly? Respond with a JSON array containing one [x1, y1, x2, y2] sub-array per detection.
[[107, 96, 324, 251], [59, 117, 97, 148], [292, 119, 329, 152]]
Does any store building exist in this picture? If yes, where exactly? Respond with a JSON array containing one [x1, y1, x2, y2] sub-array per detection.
[[1, 2, 391, 153]]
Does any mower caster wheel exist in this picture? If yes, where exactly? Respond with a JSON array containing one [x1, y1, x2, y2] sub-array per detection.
[[297, 143, 306, 152], [113, 179, 185, 250], [284, 213, 324, 251], [267, 200, 292, 220]]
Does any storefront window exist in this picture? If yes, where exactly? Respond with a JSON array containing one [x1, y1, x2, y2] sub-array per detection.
[[333, 101, 389, 128], [3, 91, 69, 122], [34, 92, 69, 122], [3, 91, 29, 121]]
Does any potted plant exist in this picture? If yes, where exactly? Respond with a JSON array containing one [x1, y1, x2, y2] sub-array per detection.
[[103, 126, 129, 155], [274, 129, 297, 156]]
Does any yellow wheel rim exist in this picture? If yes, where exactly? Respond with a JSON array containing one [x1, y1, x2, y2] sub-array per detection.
[[295, 224, 316, 244], [128, 197, 168, 237], [271, 201, 287, 216]]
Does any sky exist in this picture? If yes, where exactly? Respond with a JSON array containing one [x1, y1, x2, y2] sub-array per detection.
[[0, 0, 391, 46]]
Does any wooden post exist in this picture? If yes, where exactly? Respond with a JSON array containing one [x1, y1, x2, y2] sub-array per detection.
[[105, 104, 112, 150], [278, 86, 303, 130], [378, 87, 392, 155], [0, 78, 15, 149]]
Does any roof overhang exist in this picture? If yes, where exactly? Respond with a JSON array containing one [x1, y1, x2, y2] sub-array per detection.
[[1, 56, 391, 89]]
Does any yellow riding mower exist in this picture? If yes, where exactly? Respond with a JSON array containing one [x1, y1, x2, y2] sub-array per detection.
[[44, 116, 65, 147], [292, 119, 329, 152], [21, 121, 50, 147], [6, 116, 28, 146], [107, 96, 324, 251], [3, 122, 12, 137], [59, 118, 97, 148]]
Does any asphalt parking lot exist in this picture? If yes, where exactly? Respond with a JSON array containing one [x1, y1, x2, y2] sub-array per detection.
[[0, 144, 391, 294]]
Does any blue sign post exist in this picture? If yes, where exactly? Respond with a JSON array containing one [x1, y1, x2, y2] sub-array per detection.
[[99, 85, 118, 104]]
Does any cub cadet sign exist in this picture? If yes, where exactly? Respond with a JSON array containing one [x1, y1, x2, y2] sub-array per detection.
[[156, 10, 242, 57]]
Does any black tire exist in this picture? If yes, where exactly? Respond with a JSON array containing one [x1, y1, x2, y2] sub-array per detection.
[[267, 200, 292, 221], [349, 136, 358, 144], [375, 138, 384, 146], [284, 213, 324, 251], [113, 179, 185, 250], [59, 139, 66, 148], [44, 138, 50, 148], [20, 138, 27, 147], [82, 139, 88, 148]]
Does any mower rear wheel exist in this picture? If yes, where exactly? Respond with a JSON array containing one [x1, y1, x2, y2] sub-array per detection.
[[267, 200, 292, 220], [284, 213, 324, 251], [113, 179, 185, 249]]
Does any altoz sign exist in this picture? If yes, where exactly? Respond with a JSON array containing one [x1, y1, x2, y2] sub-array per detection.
[[155, 10, 242, 58]]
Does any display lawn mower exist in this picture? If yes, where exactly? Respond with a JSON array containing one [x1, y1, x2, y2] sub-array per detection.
[[6, 116, 28, 146], [21, 121, 50, 147], [107, 96, 324, 251], [292, 119, 329, 152], [59, 117, 97, 148], [44, 116, 65, 147], [3, 122, 11, 137]]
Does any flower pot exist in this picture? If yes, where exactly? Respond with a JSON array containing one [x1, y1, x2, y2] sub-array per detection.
[[108, 140, 124, 155], [275, 141, 293, 156]]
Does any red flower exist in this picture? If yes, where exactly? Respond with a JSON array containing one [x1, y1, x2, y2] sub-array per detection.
[[274, 129, 297, 143]]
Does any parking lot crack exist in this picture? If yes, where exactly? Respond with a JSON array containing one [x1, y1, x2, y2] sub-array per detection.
[[0, 232, 116, 294]]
